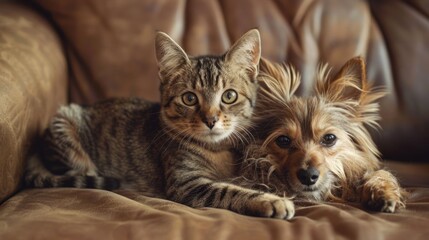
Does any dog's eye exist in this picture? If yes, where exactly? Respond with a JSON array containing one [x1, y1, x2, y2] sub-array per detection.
[[321, 134, 337, 147], [275, 135, 292, 148]]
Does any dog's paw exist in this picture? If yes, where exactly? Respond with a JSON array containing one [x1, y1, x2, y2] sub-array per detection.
[[244, 193, 295, 219], [364, 196, 397, 213], [361, 170, 404, 213], [380, 199, 397, 213]]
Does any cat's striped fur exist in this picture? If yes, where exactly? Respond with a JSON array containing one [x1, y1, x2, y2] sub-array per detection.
[[25, 30, 295, 219], [26, 99, 165, 196]]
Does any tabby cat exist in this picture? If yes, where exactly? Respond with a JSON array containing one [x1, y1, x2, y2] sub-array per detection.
[[25, 30, 295, 219]]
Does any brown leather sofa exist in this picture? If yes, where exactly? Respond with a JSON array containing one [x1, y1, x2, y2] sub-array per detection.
[[1, 0, 428, 239]]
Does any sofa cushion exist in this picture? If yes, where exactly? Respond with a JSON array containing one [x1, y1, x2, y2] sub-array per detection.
[[0, 188, 429, 239]]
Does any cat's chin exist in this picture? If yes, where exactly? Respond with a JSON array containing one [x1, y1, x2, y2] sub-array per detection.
[[195, 129, 233, 144]]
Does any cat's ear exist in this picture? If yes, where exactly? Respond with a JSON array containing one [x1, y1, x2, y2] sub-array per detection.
[[155, 32, 190, 83], [316, 56, 368, 103], [225, 29, 261, 79]]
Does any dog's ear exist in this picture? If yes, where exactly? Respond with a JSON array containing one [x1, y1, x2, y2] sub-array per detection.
[[317, 57, 386, 129], [316, 56, 367, 103]]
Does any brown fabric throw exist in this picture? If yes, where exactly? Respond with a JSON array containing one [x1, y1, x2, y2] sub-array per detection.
[[0, 187, 428, 240]]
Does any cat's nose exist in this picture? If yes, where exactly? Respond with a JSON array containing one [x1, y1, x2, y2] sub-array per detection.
[[297, 167, 319, 186], [203, 116, 218, 129]]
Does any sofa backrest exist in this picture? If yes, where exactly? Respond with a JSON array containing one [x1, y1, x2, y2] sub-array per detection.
[[33, 0, 429, 161]]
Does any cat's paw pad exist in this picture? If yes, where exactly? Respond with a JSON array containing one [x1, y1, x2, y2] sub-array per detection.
[[246, 193, 295, 219]]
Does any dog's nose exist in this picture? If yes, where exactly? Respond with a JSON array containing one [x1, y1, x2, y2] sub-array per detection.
[[297, 167, 320, 186]]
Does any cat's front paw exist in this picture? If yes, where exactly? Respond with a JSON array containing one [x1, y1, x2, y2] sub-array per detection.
[[361, 170, 404, 213], [244, 193, 295, 219]]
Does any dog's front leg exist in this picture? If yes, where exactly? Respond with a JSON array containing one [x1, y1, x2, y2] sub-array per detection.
[[359, 169, 406, 213]]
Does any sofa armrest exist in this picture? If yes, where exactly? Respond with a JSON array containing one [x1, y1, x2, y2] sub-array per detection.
[[0, 3, 67, 202]]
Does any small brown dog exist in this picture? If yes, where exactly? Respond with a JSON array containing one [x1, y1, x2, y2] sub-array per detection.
[[241, 57, 405, 213]]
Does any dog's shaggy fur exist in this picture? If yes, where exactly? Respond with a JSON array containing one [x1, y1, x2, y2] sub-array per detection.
[[241, 57, 405, 213]]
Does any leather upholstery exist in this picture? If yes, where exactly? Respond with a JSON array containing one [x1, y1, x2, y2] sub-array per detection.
[[0, 188, 428, 239], [0, 3, 67, 202], [0, 0, 427, 199], [32, 0, 429, 161], [0, 1, 428, 239]]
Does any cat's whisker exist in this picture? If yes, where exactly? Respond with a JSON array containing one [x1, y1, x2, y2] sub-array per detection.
[[155, 125, 190, 156], [229, 124, 253, 146], [227, 133, 238, 148], [237, 125, 254, 142], [230, 133, 243, 148], [177, 128, 194, 151], [150, 125, 179, 148], [164, 127, 191, 154]]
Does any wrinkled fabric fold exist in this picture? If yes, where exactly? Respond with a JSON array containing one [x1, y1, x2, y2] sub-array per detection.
[[1, 188, 428, 240]]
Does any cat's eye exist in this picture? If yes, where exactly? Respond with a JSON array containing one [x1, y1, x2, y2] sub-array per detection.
[[222, 89, 238, 104], [275, 135, 292, 148], [182, 92, 198, 106], [321, 134, 337, 147]]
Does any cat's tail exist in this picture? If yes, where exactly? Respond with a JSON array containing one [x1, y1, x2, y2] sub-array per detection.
[[24, 154, 120, 190]]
